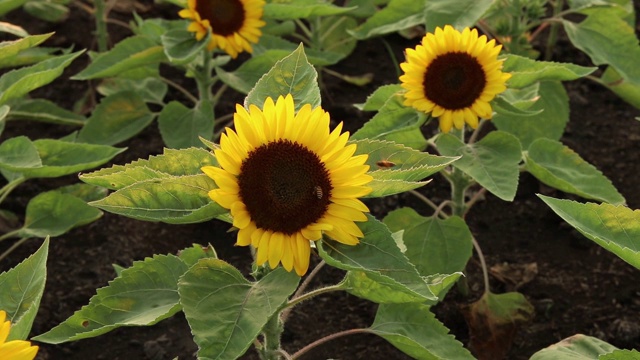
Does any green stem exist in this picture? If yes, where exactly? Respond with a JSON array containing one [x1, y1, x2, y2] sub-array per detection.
[[291, 328, 373, 359], [281, 260, 326, 322], [544, 0, 564, 61], [159, 76, 198, 104], [0, 177, 27, 207], [284, 279, 347, 311], [195, 51, 214, 103], [262, 313, 284, 360], [94, 0, 108, 52], [0, 237, 29, 262], [0, 229, 21, 243], [472, 235, 491, 294]]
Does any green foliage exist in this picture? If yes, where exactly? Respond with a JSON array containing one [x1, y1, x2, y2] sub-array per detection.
[[350, 0, 425, 39], [0, 137, 125, 178], [539, 196, 640, 270], [34, 248, 211, 344], [530, 334, 619, 359], [525, 139, 624, 204], [7, 99, 86, 126], [423, 0, 494, 32], [179, 259, 299, 360], [158, 100, 214, 149], [263, 0, 355, 19], [80, 147, 217, 190], [18, 190, 103, 238], [352, 139, 458, 197], [503, 55, 597, 89], [437, 131, 523, 201], [370, 303, 474, 359], [77, 91, 155, 145], [0, 238, 48, 341], [245, 44, 320, 111], [72, 36, 166, 80], [493, 81, 570, 149], [352, 95, 428, 150], [318, 215, 437, 303], [384, 208, 473, 276], [0, 50, 83, 105]]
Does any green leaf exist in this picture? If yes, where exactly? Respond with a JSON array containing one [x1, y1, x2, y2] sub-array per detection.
[[0, 33, 52, 60], [24, 1, 68, 22], [263, 0, 355, 19], [600, 66, 640, 109], [55, 183, 108, 203], [245, 44, 320, 112], [562, 9, 640, 86], [89, 174, 227, 224], [351, 139, 458, 198], [436, 131, 522, 201], [0, 104, 7, 136], [0, 50, 83, 105], [161, 28, 208, 65], [531, 334, 619, 360], [503, 54, 597, 89], [354, 84, 403, 111], [525, 139, 624, 204], [0, 238, 48, 341], [158, 100, 214, 149], [0, 136, 125, 178], [80, 147, 217, 190], [18, 190, 102, 238], [349, 0, 425, 39], [251, 35, 344, 66], [539, 196, 640, 270], [423, 0, 494, 32], [8, 98, 86, 126], [178, 259, 300, 360], [317, 16, 358, 62], [352, 95, 427, 150], [384, 208, 472, 276], [318, 215, 437, 302], [73, 36, 166, 80], [0, 46, 63, 69], [0, 0, 28, 17], [97, 77, 168, 105], [493, 81, 569, 149], [600, 350, 640, 360], [217, 51, 284, 94], [0, 22, 29, 38], [77, 91, 155, 145], [34, 253, 202, 344], [370, 302, 474, 359]]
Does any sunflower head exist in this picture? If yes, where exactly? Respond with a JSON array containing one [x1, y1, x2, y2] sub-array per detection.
[[399, 25, 511, 133], [178, 0, 266, 58], [0, 311, 39, 360], [202, 94, 373, 276]]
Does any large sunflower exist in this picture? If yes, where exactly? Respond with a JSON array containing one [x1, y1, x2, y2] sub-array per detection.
[[178, 0, 266, 58], [400, 25, 511, 133], [0, 311, 38, 360], [202, 95, 373, 276]]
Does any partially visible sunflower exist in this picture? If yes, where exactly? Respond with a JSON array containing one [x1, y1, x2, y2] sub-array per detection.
[[400, 25, 511, 133], [179, 0, 266, 58], [202, 95, 373, 276], [0, 311, 38, 360]]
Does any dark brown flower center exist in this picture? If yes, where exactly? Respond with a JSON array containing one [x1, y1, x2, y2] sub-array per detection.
[[423, 52, 486, 110], [195, 0, 245, 36], [238, 140, 333, 235]]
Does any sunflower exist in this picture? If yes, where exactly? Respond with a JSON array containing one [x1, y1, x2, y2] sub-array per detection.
[[202, 95, 373, 276], [400, 25, 511, 133], [178, 0, 266, 58], [0, 311, 38, 360]]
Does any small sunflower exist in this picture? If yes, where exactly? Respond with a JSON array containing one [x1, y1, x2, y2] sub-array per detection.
[[400, 25, 511, 133], [178, 0, 266, 58], [202, 95, 373, 276], [0, 311, 38, 360]]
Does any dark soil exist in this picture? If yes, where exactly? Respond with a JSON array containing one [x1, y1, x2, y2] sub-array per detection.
[[2, 3, 640, 360]]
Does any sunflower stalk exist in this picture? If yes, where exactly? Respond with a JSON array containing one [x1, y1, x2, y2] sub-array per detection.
[[261, 312, 285, 360], [93, 0, 109, 52]]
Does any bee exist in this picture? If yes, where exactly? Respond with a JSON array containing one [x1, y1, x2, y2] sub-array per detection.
[[314, 185, 323, 199], [376, 160, 396, 169]]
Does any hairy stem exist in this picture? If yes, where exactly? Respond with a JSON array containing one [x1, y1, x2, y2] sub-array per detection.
[[291, 328, 373, 359]]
